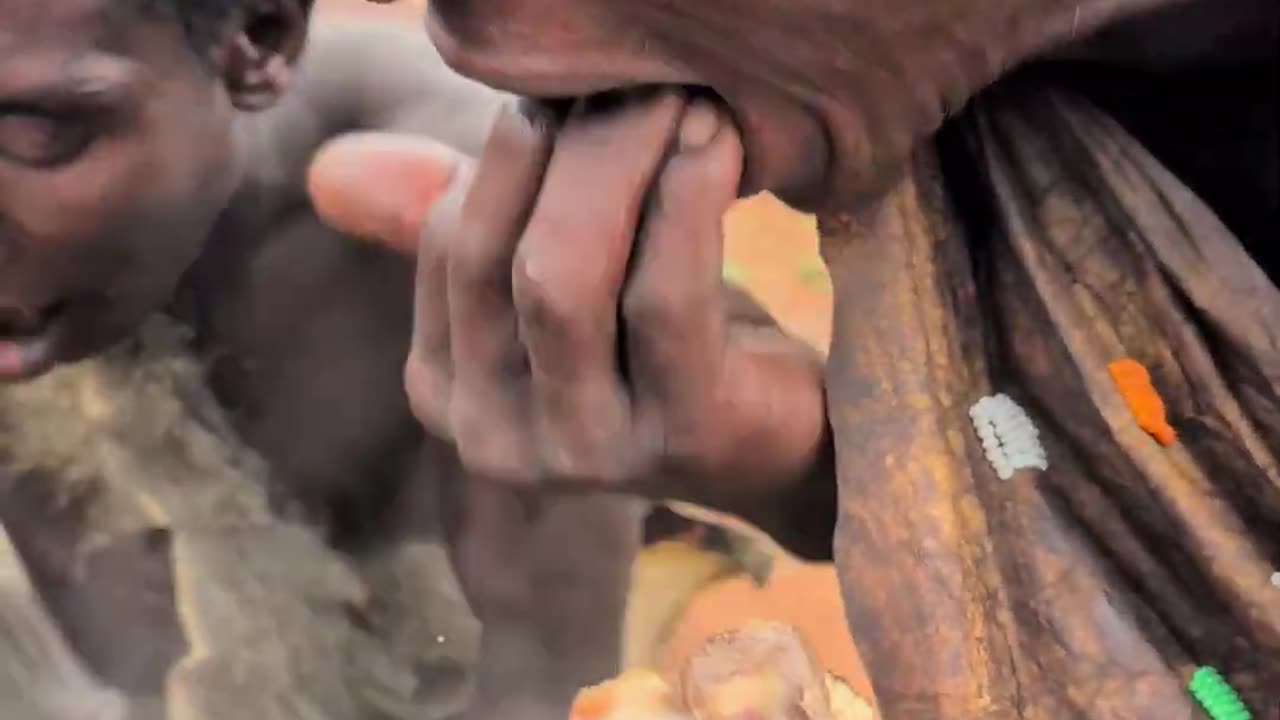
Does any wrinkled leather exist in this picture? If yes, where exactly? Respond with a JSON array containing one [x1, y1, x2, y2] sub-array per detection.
[[822, 85, 1279, 719]]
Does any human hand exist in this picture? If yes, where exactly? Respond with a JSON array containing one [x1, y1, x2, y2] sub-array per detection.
[[309, 93, 830, 530]]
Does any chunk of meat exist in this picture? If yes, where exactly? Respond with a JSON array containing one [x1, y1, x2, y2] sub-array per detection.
[[572, 622, 875, 720]]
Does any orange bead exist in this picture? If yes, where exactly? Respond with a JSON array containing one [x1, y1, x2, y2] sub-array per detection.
[[1107, 359, 1177, 446]]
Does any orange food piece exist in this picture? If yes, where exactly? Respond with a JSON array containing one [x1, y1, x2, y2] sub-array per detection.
[[1107, 359, 1177, 446], [680, 621, 834, 719], [578, 623, 875, 719], [570, 670, 687, 720], [571, 685, 615, 720], [662, 562, 871, 701]]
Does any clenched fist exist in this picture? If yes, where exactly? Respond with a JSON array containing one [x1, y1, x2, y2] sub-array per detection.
[[309, 91, 835, 557]]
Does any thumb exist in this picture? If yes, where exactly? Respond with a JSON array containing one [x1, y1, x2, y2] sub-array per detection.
[[308, 131, 471, 255]]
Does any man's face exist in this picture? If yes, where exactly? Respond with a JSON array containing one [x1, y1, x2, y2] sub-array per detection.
[[0, 0, 241, 381], [425, 0, 1166, 212]]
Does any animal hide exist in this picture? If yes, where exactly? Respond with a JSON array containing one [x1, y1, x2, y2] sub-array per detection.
[[821, 83, 1279, 718]]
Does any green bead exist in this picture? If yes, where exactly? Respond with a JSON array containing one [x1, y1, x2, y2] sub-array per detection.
[[1188, 666, 1252, 720]]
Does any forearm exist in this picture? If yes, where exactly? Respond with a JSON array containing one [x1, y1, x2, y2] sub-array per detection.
[[443, 479, 642, 718]]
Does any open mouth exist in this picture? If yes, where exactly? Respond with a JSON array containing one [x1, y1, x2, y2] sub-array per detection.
[[0, 300, 67, 380], [530, 83, 825, 205]]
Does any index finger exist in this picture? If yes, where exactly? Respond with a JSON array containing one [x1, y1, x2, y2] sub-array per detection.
[[307, 131, 471, 255]]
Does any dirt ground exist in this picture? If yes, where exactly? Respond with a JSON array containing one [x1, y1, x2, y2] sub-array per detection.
[[315, 0, 857, 699]]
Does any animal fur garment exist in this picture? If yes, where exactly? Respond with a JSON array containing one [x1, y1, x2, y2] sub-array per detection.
[[0, 525, 128, 720], [0, 318, 478, 720]]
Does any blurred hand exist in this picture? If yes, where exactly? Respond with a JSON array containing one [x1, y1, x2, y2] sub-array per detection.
[[308, 93, 828, 517]]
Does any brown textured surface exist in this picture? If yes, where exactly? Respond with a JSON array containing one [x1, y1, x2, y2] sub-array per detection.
[[821, 84, 1279, 719]]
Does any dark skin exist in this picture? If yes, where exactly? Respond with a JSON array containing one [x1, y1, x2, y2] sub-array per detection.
[[330, 0, 1276, 716], [405, 96, 832, 525], [1, 2, 701, 717], [311, 113, 836, 720], [314, 97, 837, 720]]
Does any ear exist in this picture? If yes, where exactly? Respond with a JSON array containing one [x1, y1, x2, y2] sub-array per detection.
[[219, 0, 313, 112]]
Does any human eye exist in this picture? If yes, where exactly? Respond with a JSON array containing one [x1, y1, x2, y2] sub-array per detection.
[[0, 110, 94, 168]]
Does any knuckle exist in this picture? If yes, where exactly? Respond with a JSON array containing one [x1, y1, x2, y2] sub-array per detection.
[[510, 204, 629, 342], [450, 408, 537, 484], [511, 250, 582, 336], [456, 443, 537, 485], [536, 426, 629, 488], [657, 157, 714, 206], [624, 264, 713, 329], [623, 282, 713, 367], [541, 450, 617, 488]]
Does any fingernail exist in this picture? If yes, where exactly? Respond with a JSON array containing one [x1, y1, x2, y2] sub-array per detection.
[[678, 101, 721, 151]]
